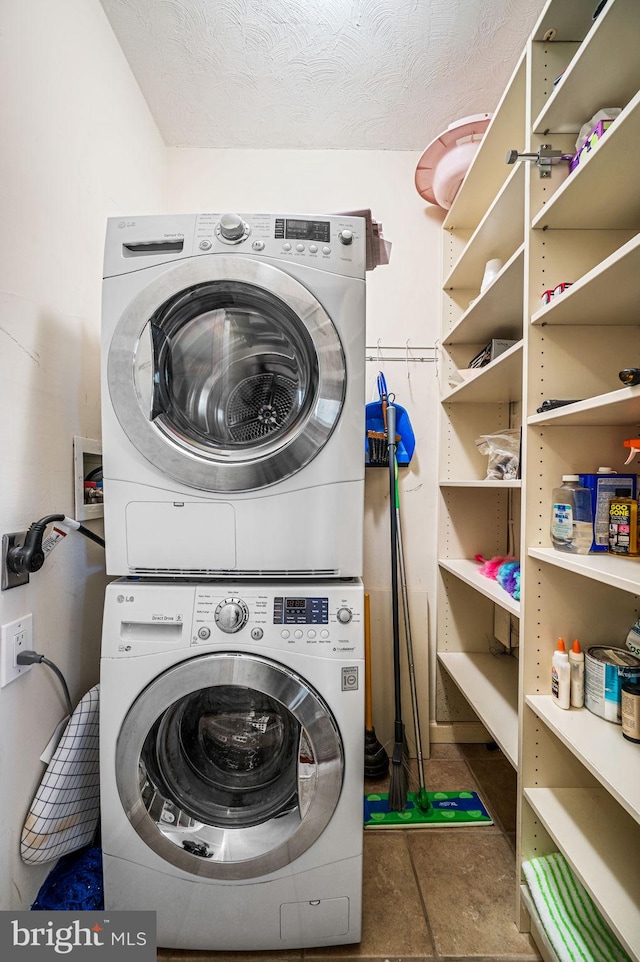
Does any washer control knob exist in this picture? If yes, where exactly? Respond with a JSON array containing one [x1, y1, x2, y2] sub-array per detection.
[[218, 213, 246, 241], [338, 229, 353, 246], [197, 626, 211, 640], [336, 606, 353, 625], [215, 598, 249, 633]]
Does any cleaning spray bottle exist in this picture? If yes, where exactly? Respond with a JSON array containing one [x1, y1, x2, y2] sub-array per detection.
[[569, 639, 584, 708], [551, 638, 570, 709]]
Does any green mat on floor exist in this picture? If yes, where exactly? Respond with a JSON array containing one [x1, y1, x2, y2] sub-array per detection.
[[364, 791, 493, 827]]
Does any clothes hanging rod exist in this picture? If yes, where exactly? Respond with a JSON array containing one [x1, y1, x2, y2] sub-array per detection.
[[366, 344, 435, 350], [365, 344, 436, 363], [366, 355, 435, 362]]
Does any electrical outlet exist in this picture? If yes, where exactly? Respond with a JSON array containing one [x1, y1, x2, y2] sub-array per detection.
[[1, 532, 29, 590], [0, 614, 33, 687]]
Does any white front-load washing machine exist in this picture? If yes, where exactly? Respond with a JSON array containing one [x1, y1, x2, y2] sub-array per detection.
[[100, 578, 364, 951], [101, 212, 366, 579]]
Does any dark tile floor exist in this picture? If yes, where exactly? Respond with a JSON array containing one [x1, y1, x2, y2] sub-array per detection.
[[158, 744, 542, 962]]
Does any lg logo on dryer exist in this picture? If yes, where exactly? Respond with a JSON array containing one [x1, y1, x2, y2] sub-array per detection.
[[116, 595, 134, 603]]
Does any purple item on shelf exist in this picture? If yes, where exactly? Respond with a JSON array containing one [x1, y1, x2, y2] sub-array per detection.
[[569, 119, 614, 172]]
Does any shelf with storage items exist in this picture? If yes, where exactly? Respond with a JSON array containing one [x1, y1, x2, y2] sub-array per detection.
[[532, 0, 640, 136], [435, 41, 525, 764], [520, 1, 640, 957], [435, 0, 640, 958], [524, 781, 640, 961]]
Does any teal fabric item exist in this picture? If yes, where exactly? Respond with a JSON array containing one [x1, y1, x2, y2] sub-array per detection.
[[522, 852, 632, 962]]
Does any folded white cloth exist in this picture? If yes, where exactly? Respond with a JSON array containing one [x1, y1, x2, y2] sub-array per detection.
[[522, 852, 631, 962]]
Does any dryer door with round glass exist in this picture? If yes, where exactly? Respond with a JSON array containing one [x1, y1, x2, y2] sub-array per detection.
[[116, 652, 344, 880], [107, 256, 346, 493]]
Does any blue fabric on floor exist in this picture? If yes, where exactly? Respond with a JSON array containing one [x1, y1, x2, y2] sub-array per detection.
[[31, 845, 104, 910]]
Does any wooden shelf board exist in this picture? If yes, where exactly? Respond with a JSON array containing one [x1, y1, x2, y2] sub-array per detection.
[[442, 341, 523, 404], [439, 558, 520, 617], [533, 0, 599, 43], [527, 546, 640, 595], [444, 245, 525, 346], [531, 232, 640, 327], [443, 53, 526, 231], [526, 694, 640, 823], [524, 786, 640, 960], [439, 480, 522, 489], [437, 652, 519, 767], [444, 165, 525, 290], [532, 90, 640, 230], [533, 0, 640, 135], [527, 385, 640, 426]]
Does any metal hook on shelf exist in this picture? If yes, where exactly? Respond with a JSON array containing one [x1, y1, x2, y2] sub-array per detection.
[[505, 143, 572, 178]]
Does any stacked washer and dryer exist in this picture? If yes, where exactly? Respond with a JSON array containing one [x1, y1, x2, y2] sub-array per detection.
[[98, 212, 367, 951]]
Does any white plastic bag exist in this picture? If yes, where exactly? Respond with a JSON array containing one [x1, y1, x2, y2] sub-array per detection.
[[475, 429, 520, 480]]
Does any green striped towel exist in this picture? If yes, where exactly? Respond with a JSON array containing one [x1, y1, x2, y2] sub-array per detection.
[[522, 852, 632, 962]]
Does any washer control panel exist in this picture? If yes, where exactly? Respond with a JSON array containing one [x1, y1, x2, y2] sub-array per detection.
[[192, 582, 362, 656], [103, 579, 363, 658]]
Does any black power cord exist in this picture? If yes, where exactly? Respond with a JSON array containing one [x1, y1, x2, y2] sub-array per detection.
[[16, 650, 74, 717], [6, 514, 105, 576]]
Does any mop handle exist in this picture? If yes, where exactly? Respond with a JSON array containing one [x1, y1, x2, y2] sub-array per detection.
[[396, 497, 426, 791], [387, 405, 401, 722]]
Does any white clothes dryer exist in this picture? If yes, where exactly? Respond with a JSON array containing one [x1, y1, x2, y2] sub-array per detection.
[[101, 212, 366, 579], [100, 578, 364, 951]]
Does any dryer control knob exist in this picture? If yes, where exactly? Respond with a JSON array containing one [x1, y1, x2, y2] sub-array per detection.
[[338, 229, 353, 245], [336, 606, 353, 624], [219, 213, 246, 241], [215, 599, 249, 633]]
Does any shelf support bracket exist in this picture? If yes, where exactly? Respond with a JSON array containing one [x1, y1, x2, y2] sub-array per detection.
[[505, 144, 568, 179]]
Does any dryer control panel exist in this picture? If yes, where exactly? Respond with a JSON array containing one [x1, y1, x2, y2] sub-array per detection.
[[104, 211, 369, 280], [193, 212, 366, 279]]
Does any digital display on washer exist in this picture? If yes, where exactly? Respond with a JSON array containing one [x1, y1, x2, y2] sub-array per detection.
[[276, 219, 330, 242], [273, 597, 329, 624]]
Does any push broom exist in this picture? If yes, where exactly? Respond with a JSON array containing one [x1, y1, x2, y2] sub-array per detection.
[[386, 404, 408, 811], [364, 408, 494, 827]]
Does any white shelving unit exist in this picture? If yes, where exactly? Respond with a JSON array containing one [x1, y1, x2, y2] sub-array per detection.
[[434, 1, 640, 959]]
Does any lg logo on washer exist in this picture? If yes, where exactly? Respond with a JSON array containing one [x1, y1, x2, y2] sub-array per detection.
[[1, 912, 156, 959], [116, 595, 134, 603]]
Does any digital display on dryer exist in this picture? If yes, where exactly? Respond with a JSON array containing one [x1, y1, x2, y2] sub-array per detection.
[[283, 219, 330, 242], [273, 596, 329, 624]]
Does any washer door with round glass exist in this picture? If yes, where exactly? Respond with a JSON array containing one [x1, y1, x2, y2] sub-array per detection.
[[107, 256, 346, 493], [116, 652, 344, 880]]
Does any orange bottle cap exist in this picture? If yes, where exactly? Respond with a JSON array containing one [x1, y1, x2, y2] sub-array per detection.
[[557, 638, 566, 651], [572, 639, 581, 653]]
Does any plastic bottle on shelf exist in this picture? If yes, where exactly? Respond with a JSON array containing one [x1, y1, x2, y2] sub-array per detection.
[[569, 639, 584, 708], [551, 638, 570, 709], [608, 488, 640, 556], [550, 475, 593, 554]]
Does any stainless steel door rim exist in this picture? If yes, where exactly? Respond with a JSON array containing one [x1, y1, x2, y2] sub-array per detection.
[[115, 651, 344, 880], [107, 256, 346, 492]]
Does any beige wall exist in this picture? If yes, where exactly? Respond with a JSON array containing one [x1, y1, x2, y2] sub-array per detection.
[[0, 0, 165, 909], [166, 149, 445, 751]]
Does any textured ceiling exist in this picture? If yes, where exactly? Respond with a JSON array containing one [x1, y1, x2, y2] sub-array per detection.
[[99, 0, 545, 151]]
